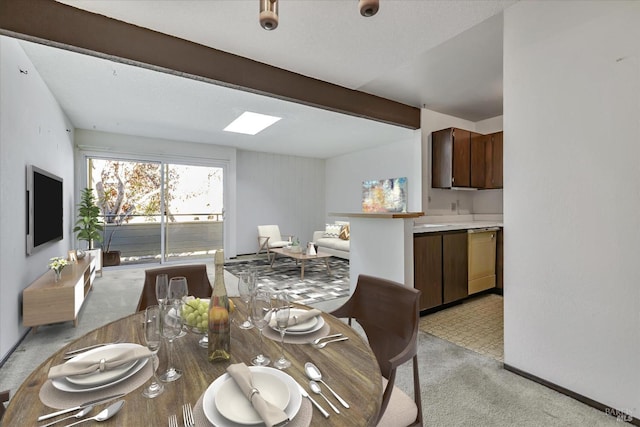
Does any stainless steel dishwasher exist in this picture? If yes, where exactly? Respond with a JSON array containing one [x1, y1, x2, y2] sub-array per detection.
[[467, 228, 499, 295]]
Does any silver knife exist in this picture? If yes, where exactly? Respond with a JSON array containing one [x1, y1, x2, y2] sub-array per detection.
[[64, 342, 115, 356], [37, 393, 125, 421], [297, 383, 330, 418]]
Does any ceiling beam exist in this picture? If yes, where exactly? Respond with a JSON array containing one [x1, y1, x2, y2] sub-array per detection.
[[0, 0, 420, 130]]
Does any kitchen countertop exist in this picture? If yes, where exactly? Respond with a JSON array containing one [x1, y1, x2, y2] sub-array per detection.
[[330, 211, 424, 219], [413, 221, 503, 233]]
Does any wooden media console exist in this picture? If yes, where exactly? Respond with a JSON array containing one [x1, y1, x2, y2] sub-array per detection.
[[22, 255, 96, 332]]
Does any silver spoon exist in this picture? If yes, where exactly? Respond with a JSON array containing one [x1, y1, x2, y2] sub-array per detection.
[[305, 362, 349, 408], [62, 400, 125, 427], [309, 381, 340, 414], [311, 336, 349, 349], [310, 333, 342, 346], [40, 406, 93, 427]]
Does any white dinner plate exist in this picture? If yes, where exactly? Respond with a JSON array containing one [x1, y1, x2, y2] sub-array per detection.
[[215, 371, 290, 425], [203, 367, 302, 427], [66, 344, 140, 386], [268, 309, 324, 336], [285, 315, 325, 336], [285, 309, 319, 332], [52, 344, 148, 393]]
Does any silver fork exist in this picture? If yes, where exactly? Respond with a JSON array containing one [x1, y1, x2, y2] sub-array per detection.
[[168, 414, 178, 427], [182, 403, 195, 427]]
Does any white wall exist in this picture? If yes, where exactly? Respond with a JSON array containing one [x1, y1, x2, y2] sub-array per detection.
[[0, 37, 75, 362], [504, 0, 640, 414], [325, 131, 422, 218], [236, 150, 325, 255], [421, 109, 503, 216]]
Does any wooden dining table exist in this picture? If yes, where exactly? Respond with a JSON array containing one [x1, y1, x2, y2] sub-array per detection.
[[4, 298, 382, 426]]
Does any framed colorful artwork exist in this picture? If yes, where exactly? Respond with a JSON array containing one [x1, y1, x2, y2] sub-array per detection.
[[362, 177, 407, 213]]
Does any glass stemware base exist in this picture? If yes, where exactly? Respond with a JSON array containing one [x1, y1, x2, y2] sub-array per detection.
[[252, 354, 271, 367], [238, 319, 254, 330], [142, 356, 165, 398], [273, 356, 291, 370], [159, 367, 183, 382], [142, 381, 164, 397]]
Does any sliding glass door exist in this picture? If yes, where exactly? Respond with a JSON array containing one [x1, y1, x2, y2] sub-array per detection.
[[163, 162, 224, 263], [87, 157, 224, 265]]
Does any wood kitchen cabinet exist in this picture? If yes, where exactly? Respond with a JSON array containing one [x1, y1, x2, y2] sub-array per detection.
[[471, 132, 488, 188], [432, 127, 502, 189], [443, 231, 469, 303], [484, 131, 503, 189], [414, 233, 442, 310], [432, 128, 473, 188], [414, 231, 468, 311]]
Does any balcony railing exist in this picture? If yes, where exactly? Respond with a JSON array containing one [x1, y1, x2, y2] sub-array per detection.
[[99, 214, 223, 265]]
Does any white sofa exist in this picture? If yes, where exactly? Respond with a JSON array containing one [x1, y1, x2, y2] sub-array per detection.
[[312, 223, 350, 260]]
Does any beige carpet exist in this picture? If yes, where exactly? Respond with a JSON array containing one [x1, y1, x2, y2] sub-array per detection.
[[3, 274, 625, 426], [419, 293, 504, 362]]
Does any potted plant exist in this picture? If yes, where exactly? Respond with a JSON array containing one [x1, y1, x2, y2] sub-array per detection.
[[73, 188, 104, 250], [73, 188, 104, 271], [101, 216, 124, 266], [97, 182, 135, 267]]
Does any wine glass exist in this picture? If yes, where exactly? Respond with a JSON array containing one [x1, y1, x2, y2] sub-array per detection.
[[272, 291, 291, 370], [155, 274, 168, 307], [168, 276, 189, 301], [141, 305, 165, 398], [250, 289, 272, 366], [159, 299, 183, 382], [237, 271, 256, 330], [169, 277, 188, 337]]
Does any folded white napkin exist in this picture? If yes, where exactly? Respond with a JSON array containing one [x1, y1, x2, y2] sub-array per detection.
[[226, 363, 289, 427], [48, 346, 151, 379], [269, 308, 321, 329]]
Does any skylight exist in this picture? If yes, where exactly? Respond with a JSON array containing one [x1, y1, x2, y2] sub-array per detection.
[[223, 111, 282, 135]]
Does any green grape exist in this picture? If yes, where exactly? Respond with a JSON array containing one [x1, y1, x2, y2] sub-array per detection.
[[181, 299, 211, 330]]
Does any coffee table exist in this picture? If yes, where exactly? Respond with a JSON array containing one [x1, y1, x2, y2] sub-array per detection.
[[269, 247, 332, 279]]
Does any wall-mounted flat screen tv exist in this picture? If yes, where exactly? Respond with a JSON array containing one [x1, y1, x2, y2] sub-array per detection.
[[26, 165, 64, 255]]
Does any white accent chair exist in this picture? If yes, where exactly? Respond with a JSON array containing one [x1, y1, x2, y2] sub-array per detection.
[[256, 225, 290, 258]]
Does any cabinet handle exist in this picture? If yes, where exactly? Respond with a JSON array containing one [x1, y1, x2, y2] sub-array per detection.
[[452, 177, 455, 184]]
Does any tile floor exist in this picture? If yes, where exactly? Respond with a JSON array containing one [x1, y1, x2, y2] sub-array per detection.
[[419, 293, 504, 361]]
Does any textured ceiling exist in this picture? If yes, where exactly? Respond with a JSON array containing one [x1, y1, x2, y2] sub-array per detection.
[[18, 0, 516, 158]]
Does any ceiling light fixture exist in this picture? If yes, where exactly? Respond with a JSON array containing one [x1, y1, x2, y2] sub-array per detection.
[[259, 0, 378, 30], [223, 111, 282, 135], [358, 0, 380, 17], [259, 0, 279, 30]]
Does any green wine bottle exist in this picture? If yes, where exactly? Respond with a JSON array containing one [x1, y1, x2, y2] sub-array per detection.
[[208, 249, 230, 362]]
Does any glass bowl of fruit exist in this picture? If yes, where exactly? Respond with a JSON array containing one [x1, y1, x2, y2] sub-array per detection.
[[181, 297, 210, 348]]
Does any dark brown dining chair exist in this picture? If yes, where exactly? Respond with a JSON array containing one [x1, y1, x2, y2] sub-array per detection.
[[330, 274, 423, 427], [0, 389, 9, 420], [136, 264, 212, 312]]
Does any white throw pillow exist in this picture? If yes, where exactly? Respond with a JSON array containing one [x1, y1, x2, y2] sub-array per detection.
[[323, 224, 342, 238]]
